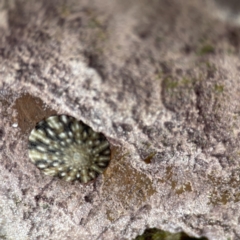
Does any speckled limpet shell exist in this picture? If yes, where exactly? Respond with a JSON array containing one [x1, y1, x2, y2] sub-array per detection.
[[28, 115, 111, 183]]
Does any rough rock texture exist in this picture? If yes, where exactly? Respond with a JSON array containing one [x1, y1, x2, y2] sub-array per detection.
[[0, 0, 240, 239]]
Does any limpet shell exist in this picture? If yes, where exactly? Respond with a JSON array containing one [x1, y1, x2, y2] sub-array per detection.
[[28, 115, 111, 183]]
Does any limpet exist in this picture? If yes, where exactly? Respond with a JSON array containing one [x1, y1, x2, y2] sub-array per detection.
[[28, 115, 111, 183]]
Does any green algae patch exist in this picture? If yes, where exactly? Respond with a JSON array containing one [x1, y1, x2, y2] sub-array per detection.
[[103, 148, 156, 221], [161, 76, 195, 113], [164, 77, 179, 90], [214, 84, 224, 93], [197, 44, 215, 55], [163, 76, 194, 92], [205, 61, 217, 73], [134, 228, 208, 240]]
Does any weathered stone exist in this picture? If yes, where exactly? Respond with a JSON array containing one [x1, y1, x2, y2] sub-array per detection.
[[0, 0, 240, 239]]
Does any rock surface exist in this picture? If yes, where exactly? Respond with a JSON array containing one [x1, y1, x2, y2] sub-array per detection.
[[0, 0, 240, 239]]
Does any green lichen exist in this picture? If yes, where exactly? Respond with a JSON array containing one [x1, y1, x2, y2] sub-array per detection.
[[162, 76, 195, 113], [42, 204, 49, 210], [163, 76, 195, 93], [13, 195, 22, 206], [164, 77, 179, 89], [205, 62, 217, 71], [88, 18, 101, 29], [58, 4, 71, 18], [181, 77, 192, 86], [214, 84, 224, 93], [197, 44, 215, 55], [155, 72, 163, 80]]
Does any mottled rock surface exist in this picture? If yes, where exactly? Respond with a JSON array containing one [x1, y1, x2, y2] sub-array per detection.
[[0, 0, 240, 239]]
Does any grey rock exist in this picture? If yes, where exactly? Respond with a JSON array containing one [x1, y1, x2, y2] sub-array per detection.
[[0, 0, 240, 239]]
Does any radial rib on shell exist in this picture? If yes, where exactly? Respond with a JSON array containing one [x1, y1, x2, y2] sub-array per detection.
[[28, 115, 111, 183]]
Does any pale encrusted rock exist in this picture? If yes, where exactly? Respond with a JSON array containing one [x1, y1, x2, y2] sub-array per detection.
[[0, 0, 240, 240]]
